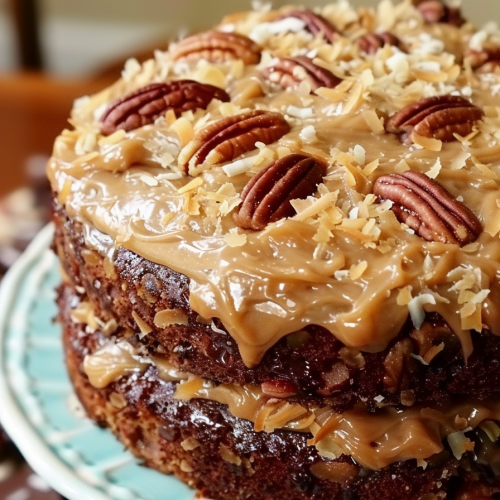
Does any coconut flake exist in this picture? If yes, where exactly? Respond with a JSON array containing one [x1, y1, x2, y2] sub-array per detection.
[[132, 311, 152, 338], [75, 131, 97, 156], [178, 177, 203, 194], [415, 33, 445, 56], [411, 353, 429, 366], [385, 52, 410, 83], [252, 0, 272, 12], [426, 158, 442, 179], [140, 174, 159, 187], [408, 294, 436, 330], [300, 125, 318, 143], [397, 286, 413, 306], [224, 228, 247, 247], [334, 270, 350, 281], [412, 133, 442, 152], [250, 18, 307, 44], [154, 309, 189, 328], [413, 61, 441, 73], [349, 261, 368, 280], [461, 85, 473, 97], [352, 145, 366, 166], [222, 156, 256, 177], [469, 30, 488, 51], [286, 105, 314, 119], [122, 58, 142, 80], [448, 431, 474, 460]]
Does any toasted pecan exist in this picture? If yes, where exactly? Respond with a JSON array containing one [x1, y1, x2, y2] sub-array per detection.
[[373, 170, 482, 246], [233, 154, 327, 230], [385, 95, 483, 145], [263, 56, 341, 91], [171, 31, 261, 65], [100, 81, 229, 136], [179, 110, 290, 177]]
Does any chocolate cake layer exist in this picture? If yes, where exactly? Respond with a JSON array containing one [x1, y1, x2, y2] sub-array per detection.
[[60, 284, 500, 500]]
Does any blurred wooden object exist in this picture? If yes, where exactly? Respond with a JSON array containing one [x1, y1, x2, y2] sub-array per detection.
[[0, 73, 113, 197], [1, 1, 125, 198], [1, 0, 165, 198], [9, 0, 43, 70]]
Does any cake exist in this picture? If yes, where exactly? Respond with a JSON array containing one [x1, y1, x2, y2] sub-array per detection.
[[48, 0, 500, 498]]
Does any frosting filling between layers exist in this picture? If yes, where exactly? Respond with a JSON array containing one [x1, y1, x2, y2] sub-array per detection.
[[82, 336, 500, 471]]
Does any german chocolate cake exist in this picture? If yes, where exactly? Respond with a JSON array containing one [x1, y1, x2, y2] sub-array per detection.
[[48, 0, 500, 498]]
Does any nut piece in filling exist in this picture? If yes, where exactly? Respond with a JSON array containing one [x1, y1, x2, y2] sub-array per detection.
[[465, 46, 500, 72], [279, 9, 339, 43], [233, 154, 327, 230], [413, 0, 465, 26], [178, 110, 291, 176], [357, 32, 402, 54], [373, 170, 482, 245]]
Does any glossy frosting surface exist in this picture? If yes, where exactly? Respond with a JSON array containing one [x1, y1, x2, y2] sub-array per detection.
[[48, 0, 500, 369]]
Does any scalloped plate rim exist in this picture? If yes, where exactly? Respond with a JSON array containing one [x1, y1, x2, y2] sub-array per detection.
[[0, 223, 110, 500]]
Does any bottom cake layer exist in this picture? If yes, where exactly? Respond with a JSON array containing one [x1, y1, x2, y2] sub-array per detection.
[[59, 284, 500, 500]]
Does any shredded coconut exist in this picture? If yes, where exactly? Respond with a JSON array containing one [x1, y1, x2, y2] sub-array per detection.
[[250, 18, 307, 44], [300, 125, 318, 143], [222, 157, 256, 177], [469, 30, 488, 51], [408, 294, 436, 330], [286, 105, 315, 119], [121, 58, 142, 80]]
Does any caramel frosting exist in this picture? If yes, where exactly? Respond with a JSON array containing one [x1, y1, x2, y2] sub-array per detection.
[[83, 336, 500, 471], [175, 374, 500, 470], [48, 0, 500, 367], [83, 340, 188, 388]]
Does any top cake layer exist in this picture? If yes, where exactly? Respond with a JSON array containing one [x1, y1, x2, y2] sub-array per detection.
[[47, 0, 500, 367]]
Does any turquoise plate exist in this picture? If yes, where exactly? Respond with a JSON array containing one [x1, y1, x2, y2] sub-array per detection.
[[0, 224, 197, 500]]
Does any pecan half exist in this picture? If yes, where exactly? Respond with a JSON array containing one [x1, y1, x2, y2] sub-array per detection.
[[233, 154, 327, 231], [373, 170, 482, 246], [179, 110, 290, 177], [280, 9, 339, 44], [171, 31, 261, 65], [385, 95, 483, 145], [358, 32, 402, 55], [414, 0, 464, 27], [263, 56, 341, 92], [100, 81, 230, 136], [465, 47, 500, 72]]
